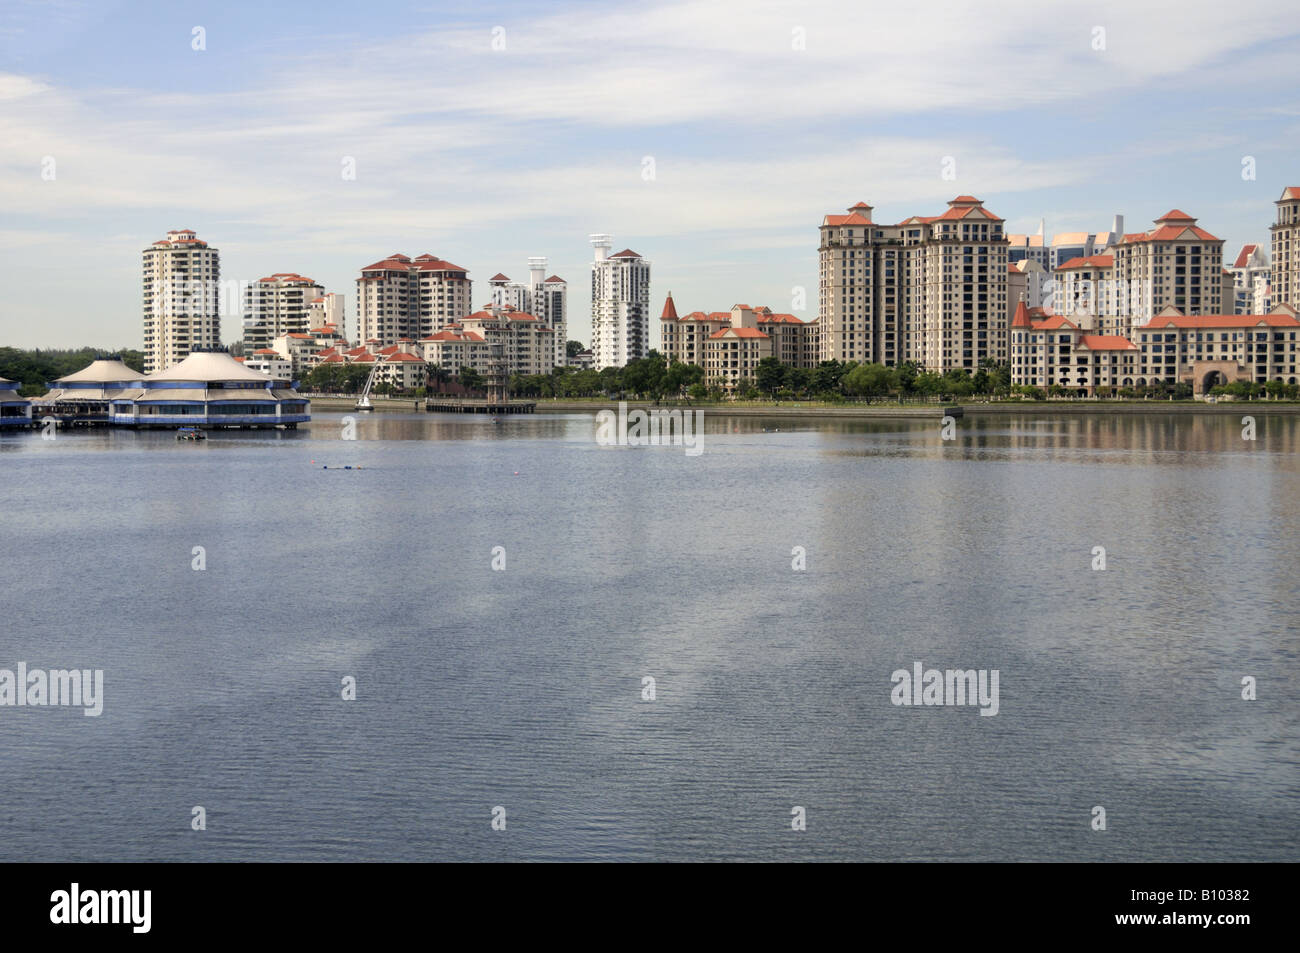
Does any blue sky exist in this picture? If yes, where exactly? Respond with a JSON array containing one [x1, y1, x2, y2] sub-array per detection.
[[2, 0, 1299, 349]]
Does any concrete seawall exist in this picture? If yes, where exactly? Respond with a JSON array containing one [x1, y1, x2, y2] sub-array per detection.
[[302, 396, 1300, 419]]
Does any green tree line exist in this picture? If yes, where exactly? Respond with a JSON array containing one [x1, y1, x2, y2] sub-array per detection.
[[0, 348, 145, 396]]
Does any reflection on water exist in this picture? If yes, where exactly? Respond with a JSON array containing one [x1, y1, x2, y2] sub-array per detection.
[[0, 411, 1296, 861]]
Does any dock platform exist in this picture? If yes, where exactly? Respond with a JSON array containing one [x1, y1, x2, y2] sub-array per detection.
[[425, 399, 536, 414]]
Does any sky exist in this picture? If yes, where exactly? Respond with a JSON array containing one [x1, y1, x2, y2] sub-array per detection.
[[2, 0, 1299, 351]]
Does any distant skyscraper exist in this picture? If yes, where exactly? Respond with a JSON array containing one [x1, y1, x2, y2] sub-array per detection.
[[1270, 187, 1300, 307], [142, 229, 221, 373], [589, 235, 649, 370], [242, 273, 324, 352]]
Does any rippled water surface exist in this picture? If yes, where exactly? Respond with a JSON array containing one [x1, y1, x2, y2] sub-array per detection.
[[1, 411, 1297, 861]]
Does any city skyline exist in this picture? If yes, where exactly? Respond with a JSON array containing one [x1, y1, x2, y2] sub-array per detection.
[[3, 0, 1300, 350]]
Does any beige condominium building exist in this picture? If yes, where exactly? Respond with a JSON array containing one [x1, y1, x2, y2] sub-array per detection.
[[1130, 304, 1300, 394], [1110, 210, 1226, 332], [660, 295, 818, 374], [242, 273, 324, 352], [1270, 186, 1300, 308], [818, 196, 1008, 372], [1011, 297, 1300, 395], [356, 253, 472, 347], [142, 229, 221, 373], [1009, 300, 1138, 393], [421, 304, 556, 377]]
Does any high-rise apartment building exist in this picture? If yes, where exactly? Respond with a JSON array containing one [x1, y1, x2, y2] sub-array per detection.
[[142, 229, 221, 373], [589, 236, 650, 370], [488, 259, 568, 368], [818, 196, 1009, 372], [1270, 187, 1300, 307], [1110, 210, 1225, 327], [241, 273, 324, 352], [356, 253, 472, 347]]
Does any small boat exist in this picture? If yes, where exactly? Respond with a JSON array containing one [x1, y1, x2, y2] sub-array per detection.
[[176, 427, 206, 441]]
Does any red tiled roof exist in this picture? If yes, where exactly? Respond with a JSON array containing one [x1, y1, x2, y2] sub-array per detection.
[[385, 352, 424, 362], [489, 273, 510, 281], [1078, 335, 1137, 350], [1233, 244, 1258, 268], [544, 275, 565, 283], [1011, 300, 1033, 329], [1137, 313, 1300, 329], [1032, 315, 1080, 331], [360, 253, 467, 274], [1056, 255, 1114, 271], [1281, 187, 1300, 201], [661, 294, 678, 320], [823, 213, 873, 227], [1157, 209, 1194, 221], [609, 249, 642, 259]]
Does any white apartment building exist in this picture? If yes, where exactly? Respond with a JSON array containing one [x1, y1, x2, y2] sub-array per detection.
[[589, 236, 650, 370], [1008, 260, 1047, 321], [818, 196, 1009, 372], [242, 273, 324, 352], [240, 350, 292, 381], [356, 253, 472, 347], [1270, 187, 1300, 308], [488, 259, 568, 369], [1228, 244, 1271, 315], [142, 229, 221, 373], [307, 292, 346, 338]]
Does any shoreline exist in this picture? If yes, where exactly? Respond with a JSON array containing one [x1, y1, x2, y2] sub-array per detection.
[[303, 396, 1300, 418]]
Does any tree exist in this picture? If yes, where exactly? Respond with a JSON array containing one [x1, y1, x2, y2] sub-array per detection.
[[755, 357, 786, 396], [843, 362, 894, 398], [459, 366, 484, 392], [566, 340, 585, 359]]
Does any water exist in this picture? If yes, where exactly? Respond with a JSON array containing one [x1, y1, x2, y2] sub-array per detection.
[[1, 411, 1296, 861]]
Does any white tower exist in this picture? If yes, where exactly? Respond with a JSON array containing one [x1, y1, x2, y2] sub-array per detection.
[[590, 236, 649, 370]]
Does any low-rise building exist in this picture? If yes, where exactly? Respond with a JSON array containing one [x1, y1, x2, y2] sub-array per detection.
[[660, 295, 818, 371], [32, 357, 147, 423], [0, 376, 30, 428], [110, 348, 308, 428], [1131, 304, 1300, 394], [1009, 300, 1139, 394], [241, 349, 292, 381]]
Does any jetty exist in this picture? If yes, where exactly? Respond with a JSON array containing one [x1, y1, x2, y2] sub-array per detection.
[[425, 398, 535, 414]]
